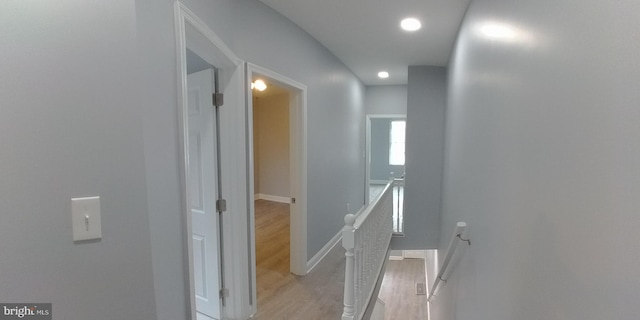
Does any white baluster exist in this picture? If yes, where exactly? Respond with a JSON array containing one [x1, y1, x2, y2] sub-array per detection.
[[342, 180, 396, 320], [342, 213, 356, 320]]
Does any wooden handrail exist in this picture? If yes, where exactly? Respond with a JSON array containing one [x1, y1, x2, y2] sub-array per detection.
[[428, 221, 470, 302]]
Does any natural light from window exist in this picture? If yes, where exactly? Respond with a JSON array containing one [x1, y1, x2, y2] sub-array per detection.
[[389, 120, 406, 165]]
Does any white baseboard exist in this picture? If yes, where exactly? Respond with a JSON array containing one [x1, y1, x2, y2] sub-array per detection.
[[388, 249, 404, 260], [403, 250, 427, 259], [255, 193, 290, 203], [370, 298, 386, 320], [388, 250, 427, 260], [306, 229, 342, 273], [306, 203, 366, 272]]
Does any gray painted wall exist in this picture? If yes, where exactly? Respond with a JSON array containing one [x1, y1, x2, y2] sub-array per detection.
[[365, 85, 408, 184], [135, 0, 366, 318], [433, 0, 640, 319], [0, 0, 366, 319], [365, 85, 407, 115], [392, 66, 447, 250], [254, 94, 290, 198], [0, 1, 156, 319], [370, 118, 405, 181]]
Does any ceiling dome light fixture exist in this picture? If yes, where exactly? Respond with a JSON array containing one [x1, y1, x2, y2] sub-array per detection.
[[251, 79, 267, 91], [378, 71, 389, 79], [400, 17, 422, 32]]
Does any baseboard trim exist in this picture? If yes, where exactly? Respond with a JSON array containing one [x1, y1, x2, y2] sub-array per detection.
[[255, 194, 290, 203], [306, 229, 342, 273], [306, 203, 367, 273], [403, 250, 427, 259]]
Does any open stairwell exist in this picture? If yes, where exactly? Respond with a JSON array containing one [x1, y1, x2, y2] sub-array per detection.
[[252, 179, 426, 319]]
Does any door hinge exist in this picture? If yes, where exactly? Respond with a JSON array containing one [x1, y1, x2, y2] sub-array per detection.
[[219, 288, 229, 298], [291, 197, 296, 204], [213, 92, 224, 107], [216, 199, 227, 212]]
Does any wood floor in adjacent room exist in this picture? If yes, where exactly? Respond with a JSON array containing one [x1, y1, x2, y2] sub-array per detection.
[[252, 199, 427, 320], [252, 199, 344, 320]]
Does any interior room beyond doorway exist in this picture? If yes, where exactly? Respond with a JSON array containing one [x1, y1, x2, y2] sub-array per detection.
[[251, 77, 294, 313], [252, 79, 291, 204]]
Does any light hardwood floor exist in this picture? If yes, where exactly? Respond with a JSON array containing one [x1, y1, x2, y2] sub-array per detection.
[[378, 259, 429, 320], [252, 199, 427, 320], [252, 199, 344, 320], [255, 199, 291, 300]]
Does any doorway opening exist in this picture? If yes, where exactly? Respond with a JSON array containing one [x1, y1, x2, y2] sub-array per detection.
[[246, 64, 308, 315], [252, 79, 292, 306], [366, 115, 406, 234]]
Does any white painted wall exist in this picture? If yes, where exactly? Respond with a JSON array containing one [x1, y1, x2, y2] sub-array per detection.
[[432, 0, 640, 319], [0, 1, 156, 319], [425, 250, 437, 292], [253, 93, 290, 199]]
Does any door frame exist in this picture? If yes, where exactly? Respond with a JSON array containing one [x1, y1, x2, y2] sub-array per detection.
[[246, 63, 308, 282], [365, 114, 406, 204], [175, 2, 252, 319]]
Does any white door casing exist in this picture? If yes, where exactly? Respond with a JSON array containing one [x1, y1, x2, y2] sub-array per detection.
[[365, 114, 406, 204], [188, 68, 221, 318], [246, 63, 308, 281], [176, 2, 253, 320]]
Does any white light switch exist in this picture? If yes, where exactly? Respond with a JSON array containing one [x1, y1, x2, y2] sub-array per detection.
[[71, 196, 102, 241]]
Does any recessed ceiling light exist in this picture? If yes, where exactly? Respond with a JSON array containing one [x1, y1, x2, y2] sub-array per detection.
[[400, 18, 422, 32], [378, 71, 389, 79]]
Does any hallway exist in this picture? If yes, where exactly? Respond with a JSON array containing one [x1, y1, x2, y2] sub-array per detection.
[[253, 200, 344, 319], [252, 200, 428, 320]]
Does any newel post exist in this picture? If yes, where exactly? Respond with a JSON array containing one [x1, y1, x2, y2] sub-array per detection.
[[342, 213, 357, 320]]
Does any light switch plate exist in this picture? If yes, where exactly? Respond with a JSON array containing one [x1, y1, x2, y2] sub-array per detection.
[[71, 196, 102, 241]]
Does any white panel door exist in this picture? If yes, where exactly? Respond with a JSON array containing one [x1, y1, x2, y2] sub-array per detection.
[[188, 68, 222, 319]]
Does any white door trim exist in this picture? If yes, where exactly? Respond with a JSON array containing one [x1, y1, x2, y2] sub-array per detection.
[[365, 114, 406, 204], [175, 2, 251, 319], [246, 63, 308, 280]]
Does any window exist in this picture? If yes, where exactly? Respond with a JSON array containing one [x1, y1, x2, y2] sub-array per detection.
[[389, 120, 406, 165]]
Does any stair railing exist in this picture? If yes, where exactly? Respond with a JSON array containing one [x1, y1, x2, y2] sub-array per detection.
[[428, 221, 471, 302], [342, 180, 394, 320]]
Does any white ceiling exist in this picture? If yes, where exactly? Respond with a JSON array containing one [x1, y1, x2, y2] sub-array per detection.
[[259, 0, 470, 85]]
